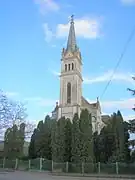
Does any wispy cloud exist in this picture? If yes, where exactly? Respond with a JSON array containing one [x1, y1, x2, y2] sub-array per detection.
[[34, 0, 60, 14], [50, 69, 135, 85], [101, 97, 135, 110], [25, 96, 57, 107], [24, 97, 42, 101], [5, 91, 19, 98], [83, 70, 134, 85], [56, 16, 103, 39], [43, 23, 54, 42], [43, 16, 103, 43], [27, 94, 135, 112], [24, 94, 135, 121], [87, 97, 135, 120], [123, 114, 135, 121], [39, 99, 57, 106], [49, 69, 60, 76], [121, 0, 135, 5]]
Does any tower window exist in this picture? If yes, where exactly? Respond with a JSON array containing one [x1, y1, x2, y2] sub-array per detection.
[[68, 64, 70, 71], [72, 63, 74, 70], [65, 64, 67, 71], [67, 82, 71, 104]]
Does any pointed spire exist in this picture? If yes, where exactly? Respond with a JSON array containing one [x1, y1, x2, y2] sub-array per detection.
[[66, 15, 77, 52]]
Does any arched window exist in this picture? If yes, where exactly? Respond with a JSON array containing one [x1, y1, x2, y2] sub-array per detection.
[[65, 64, 67, 71], [72, 63, 74, 70], [68, 64, 70, 71], [67, 82, 71, 104]]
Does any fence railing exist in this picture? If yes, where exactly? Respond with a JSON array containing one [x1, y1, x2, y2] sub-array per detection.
[[0, 158, 135, 175]]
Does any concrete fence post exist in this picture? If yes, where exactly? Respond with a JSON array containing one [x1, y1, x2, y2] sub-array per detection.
[[15, 159, 18, 170], [40, 158, 42, 171], [66, 162, 68, 173], [3, 157, 5, 169], [52, 160, 53, 172], [116, 162, 119, 174], [28, 160, 31, 170], [81, 162, 84, 174], [98, 162, 101, 173]]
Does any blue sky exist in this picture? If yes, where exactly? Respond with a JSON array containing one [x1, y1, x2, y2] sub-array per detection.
[[0, 0, 135, 124]]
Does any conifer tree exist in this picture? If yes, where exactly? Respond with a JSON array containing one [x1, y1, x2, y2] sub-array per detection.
[[29, 128, 37, 159], [56, 117, 66, 162], [51, 119, 58, 161], [71, 113, 81, 163], [43, 115, 52, 159], [79, 109, 93, 162], [51, 117, 66, 162], [64, 118, 72, 162], [34, 120, 44, 157]]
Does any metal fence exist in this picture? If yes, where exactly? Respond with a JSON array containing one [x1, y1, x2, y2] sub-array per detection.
[[0, 158, 135, 175]]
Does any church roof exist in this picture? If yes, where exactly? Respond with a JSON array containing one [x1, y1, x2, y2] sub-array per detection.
[[81, 96, 98, 109], [66, 15, 78, 53], [101, 115, 110, 124]]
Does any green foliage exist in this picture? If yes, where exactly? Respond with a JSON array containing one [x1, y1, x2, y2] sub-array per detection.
[[28, 128, 37, 159], [53, 117, 66, 162], [27, 109, 131, 165], [79, 109, 93, 162], [94, 110, 130, 163], [4, 123, 26, 159], [29, 115, 53, 159], [131, 151, 135, 163], [64, 118, 72, 162], [34, 120, 44, 157], [43, 115, 52, 160], [71, 113, 81, 163], [128, 119, 135, 133], [51, 119, 58, 161]]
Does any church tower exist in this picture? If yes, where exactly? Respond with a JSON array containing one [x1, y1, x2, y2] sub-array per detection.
[[58, 15, 83, 120]]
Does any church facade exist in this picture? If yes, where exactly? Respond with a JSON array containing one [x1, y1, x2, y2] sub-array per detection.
[[52, 16, 104, 134]]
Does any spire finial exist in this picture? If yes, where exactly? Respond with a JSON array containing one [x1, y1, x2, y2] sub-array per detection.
[[71, 15, 74, 24]]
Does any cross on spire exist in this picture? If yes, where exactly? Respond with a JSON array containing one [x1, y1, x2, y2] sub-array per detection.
[[71, 15, 74, 23]]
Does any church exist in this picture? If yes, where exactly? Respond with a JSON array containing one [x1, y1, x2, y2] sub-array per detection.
[[51, 16, 105, 134]]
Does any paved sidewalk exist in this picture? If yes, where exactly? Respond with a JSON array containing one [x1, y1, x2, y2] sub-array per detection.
[[0, 169, 135, 179], [0, 171, 135, 180], [51, 172, 135, 179]]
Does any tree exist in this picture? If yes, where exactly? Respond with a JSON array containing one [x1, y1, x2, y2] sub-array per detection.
[[29, 115, 53, 159], [96, 111, 130, 163], [128, 119, 135, 134], [42, 115, 52, 160], [0, 90, 31, 139], [71, 113, 81, 163], [4, 128, 12, 158], [93, 131, 99, 162], [93, 123, 115, 163], [34, 120, 44, 157], [123, 121, 130, 163], [51, 116, 72, 162], [0, 90, 11, 134], [54, 117, 66, 162], [29, 128, 37, 159], [127, 80, 135, 111], [64, 118, 72, 162], [79, 109, 94, 162], [51, 119, 58, 161], [18, 123, 26, 157], [4, 123, 26, 159]]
